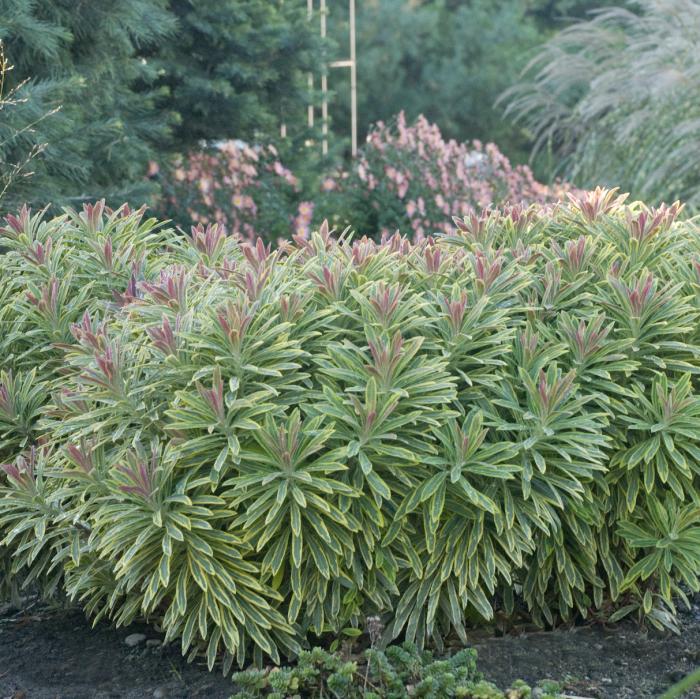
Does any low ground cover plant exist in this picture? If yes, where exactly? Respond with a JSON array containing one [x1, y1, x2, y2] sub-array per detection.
[[0, 191, 699, 672], [229, 642, 560, 698]]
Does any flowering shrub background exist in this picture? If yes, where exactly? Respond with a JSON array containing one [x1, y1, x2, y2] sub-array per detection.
[[335, 113, 573, 240], [154, 113, 572, 242], [155, 142, 315, 242]]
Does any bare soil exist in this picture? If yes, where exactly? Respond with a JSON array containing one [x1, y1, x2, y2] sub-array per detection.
[[0, 601, 698, 699], [471, 601, 700, 698]]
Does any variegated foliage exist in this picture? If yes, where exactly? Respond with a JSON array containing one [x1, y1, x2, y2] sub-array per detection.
[[0, 191, 698, 670]]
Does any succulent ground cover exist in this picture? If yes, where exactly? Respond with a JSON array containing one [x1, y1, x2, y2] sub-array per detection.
[[228, 643, 562, 698], [0, 191, 699, 673]]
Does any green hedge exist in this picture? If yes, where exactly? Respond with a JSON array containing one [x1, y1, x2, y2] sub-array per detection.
[[0, 191, 699, 670]]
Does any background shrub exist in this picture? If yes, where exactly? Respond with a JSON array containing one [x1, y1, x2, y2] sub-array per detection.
[[322, 113, 573, 239], [0, 192, 699, 668], [156, 114, 572, 242], [7, 0, 670, 219], [154, 141, 311, 241]]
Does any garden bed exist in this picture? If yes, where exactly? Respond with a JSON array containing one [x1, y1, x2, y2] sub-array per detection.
[[1, 601, 698, 698]]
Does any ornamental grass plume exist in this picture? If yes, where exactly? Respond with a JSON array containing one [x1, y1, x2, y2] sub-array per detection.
[[502, 0, 700, 207]]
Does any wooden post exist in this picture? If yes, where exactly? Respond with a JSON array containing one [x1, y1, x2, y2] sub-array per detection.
[[349, 0, 357, 156], [308, 0, 358, 157], [320, 0, 328, 155], [307, 0, 314, 128]]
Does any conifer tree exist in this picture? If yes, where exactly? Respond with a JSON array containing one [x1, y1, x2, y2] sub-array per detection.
[[158, 0, 321, 148], [0, 0, 321, 212], [0, 0, 175, 211]]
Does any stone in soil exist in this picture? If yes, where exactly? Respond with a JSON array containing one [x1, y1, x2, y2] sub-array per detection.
[[124, 633, 147, 647]]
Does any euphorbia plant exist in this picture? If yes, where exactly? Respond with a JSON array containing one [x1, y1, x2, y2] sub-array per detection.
[[0, 189, 698, 670]]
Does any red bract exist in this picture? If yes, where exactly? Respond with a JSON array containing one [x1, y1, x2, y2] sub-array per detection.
[[21, 237, 52, 267], [369, 282, 402, 326], [349, 237, 377, 269], [366, 332, 405, 386], [65, 440, 96, 475], [216, 300, 253, 350], [196, 368, 226, 422], [80, 200, 106, 235], [116, 450, 157, 502], [191, 222, 227, 261], [567, 186, 628, 222], [308, 263, 345, 301], [1, 448, 36, 490], [440, 291, 469, 333], [70, 311, 107, 351], [0, 204, 33, 240], [146, 315, 178, 356], [141, 267, 188, 310]]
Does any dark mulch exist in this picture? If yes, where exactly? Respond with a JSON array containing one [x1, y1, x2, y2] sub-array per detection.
[[0, 600, 698, 698], [471, 601, 700, 698]]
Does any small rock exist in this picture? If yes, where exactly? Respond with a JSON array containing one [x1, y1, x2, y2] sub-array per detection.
[[146, 639, 162, 648], [125, 632, 147, 647], [601, 677, 613, 685], [594, 643, 603, 650], [153, 688, 168, 699]]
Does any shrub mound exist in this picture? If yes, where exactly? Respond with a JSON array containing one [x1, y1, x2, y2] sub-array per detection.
[[154, 141, 311, 242], [0, 192, 699, 671], [340, 112, 572, 240], [154, 113, 572, 243]]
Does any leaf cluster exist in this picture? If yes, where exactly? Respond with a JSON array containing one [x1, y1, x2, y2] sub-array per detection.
[[229, 642, 555, 699]]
